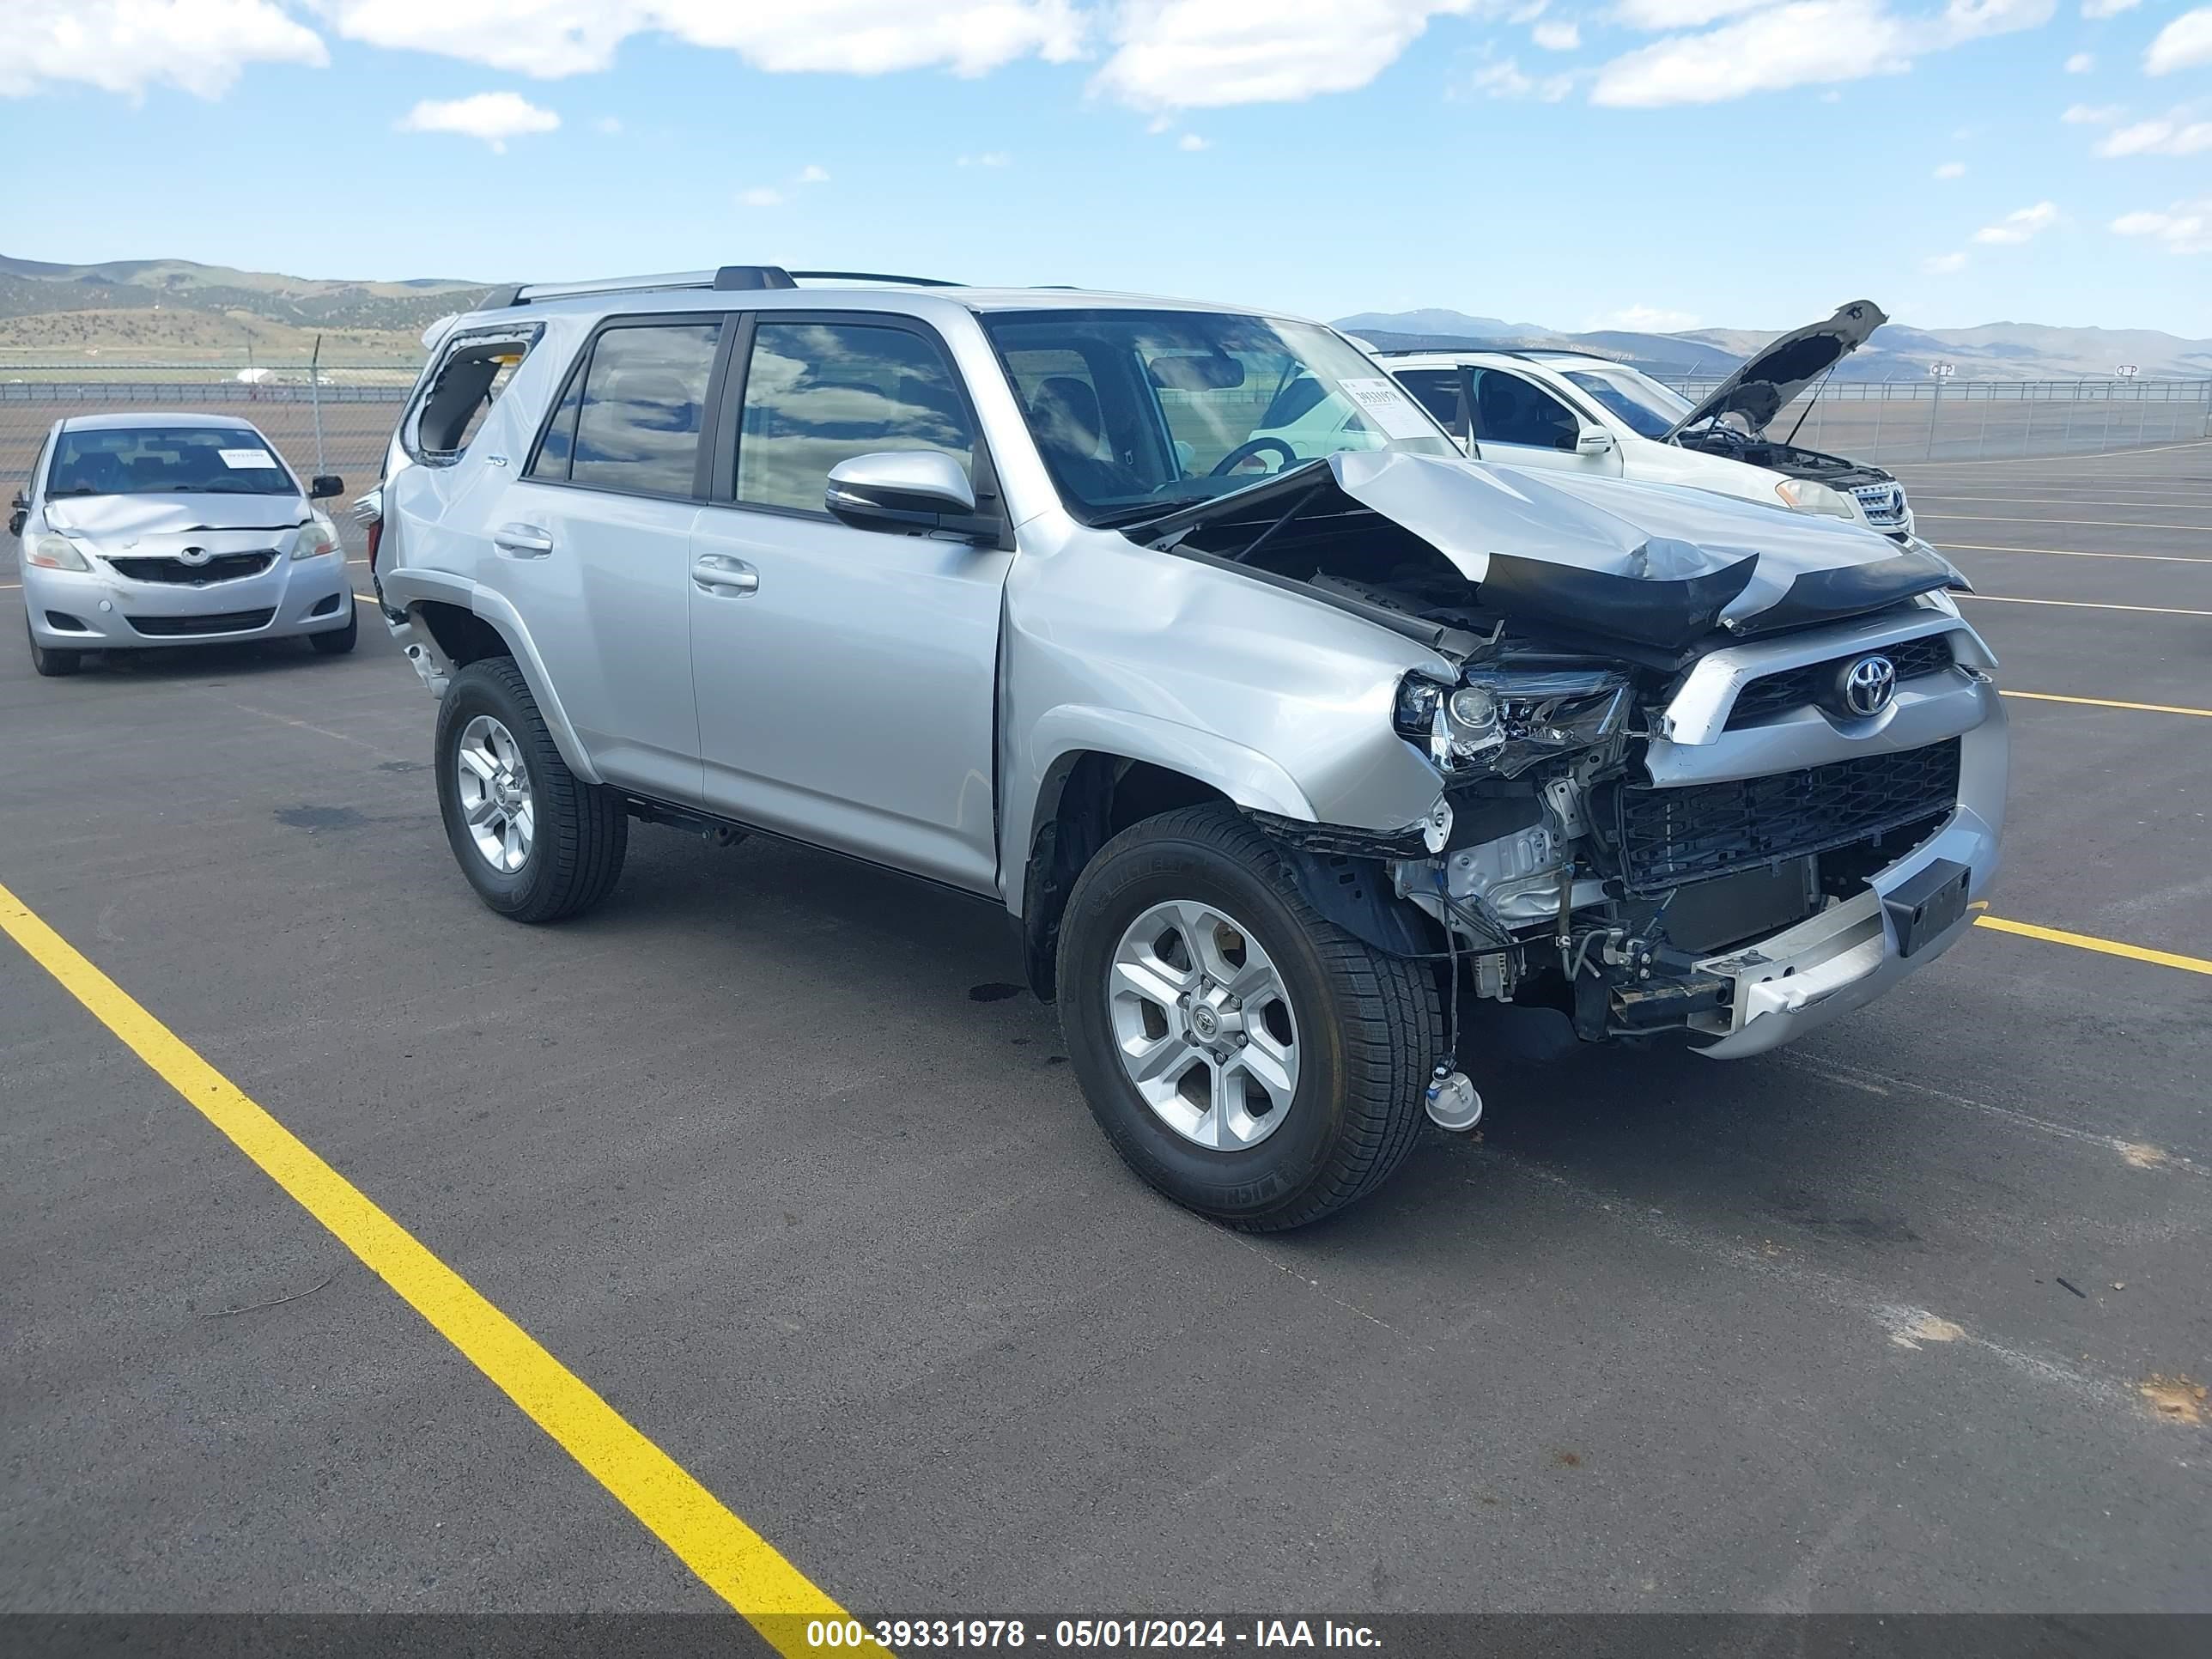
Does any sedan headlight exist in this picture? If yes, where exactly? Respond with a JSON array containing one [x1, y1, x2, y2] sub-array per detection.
[[1775, 478, 1856, 520], [1397, 665, 1632, 776], [29, 533, 91, 571], [289, 516, 341, 561]]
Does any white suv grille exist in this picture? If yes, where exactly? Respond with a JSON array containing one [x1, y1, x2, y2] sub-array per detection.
[[1851, 483, 1909, 527]]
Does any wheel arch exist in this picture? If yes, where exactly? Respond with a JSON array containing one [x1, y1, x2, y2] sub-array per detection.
[[397, 581, 603, 785]]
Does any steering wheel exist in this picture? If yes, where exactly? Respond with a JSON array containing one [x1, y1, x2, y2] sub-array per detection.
[[1209, 437, 1297, 477]]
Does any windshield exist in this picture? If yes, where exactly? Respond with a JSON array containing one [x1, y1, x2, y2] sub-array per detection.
[[1559, 366, 1693, 441], [47, 427, 298, 498], [982, 309, 1456, 523]]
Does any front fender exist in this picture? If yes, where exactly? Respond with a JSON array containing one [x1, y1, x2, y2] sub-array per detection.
[[1003, 704, 1316, 916]]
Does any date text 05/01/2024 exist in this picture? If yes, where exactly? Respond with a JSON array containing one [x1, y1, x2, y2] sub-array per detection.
[[805, 1618, 1384, 1650]]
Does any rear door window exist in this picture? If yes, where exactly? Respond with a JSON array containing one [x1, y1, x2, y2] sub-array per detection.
[[1392, 368, 1469, 439], [733, 319, 975, 514], [537, 322, 721, 497]]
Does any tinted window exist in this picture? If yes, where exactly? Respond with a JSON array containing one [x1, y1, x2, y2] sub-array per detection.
[[736, 321, 975, 514], [1472, 368, 1580, 451], [528, 368, 586, 481], [567, 323, 720, 496], [47, 426, 295, 498], [1393, 369, 1468, 438]]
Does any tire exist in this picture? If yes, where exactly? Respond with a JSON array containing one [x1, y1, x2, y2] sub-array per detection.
[[434, 658, 626, 923], [26, 615, 82, 678], [308, 597, 358, 655], [1057, 804, 1443, 1231]]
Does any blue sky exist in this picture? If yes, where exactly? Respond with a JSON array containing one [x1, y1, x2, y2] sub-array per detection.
[[3, 1, 2209, 337]]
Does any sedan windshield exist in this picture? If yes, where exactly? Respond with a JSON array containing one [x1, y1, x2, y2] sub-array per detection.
[[1559, 366, 1694, 440], [982, 309, 1457, 523], [48, 427, 298, 498]]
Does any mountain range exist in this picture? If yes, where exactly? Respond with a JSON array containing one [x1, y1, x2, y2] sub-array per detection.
[[3, 257, 2207, 382], [1334, 309, 2212, 383]]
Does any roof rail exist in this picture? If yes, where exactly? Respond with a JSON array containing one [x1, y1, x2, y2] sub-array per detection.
[[506, 266, 799, 305], [787, 270, 963, 288], [498, 265, 968, 307]]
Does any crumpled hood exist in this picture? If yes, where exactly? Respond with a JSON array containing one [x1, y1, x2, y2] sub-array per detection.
[[1661, 300, 1887, 440], [1144, 450, 1955, 653], [44, 491, 310, 543]]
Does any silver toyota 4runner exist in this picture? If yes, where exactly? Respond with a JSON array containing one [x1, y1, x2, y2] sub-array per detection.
[[365, 267, 2007, 1231]]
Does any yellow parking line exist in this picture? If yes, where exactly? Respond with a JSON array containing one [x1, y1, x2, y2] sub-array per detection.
[[1942, 541, 2212, 565], [354, 591, 378, 604], [2000, 689, 2212, 718], [1921, 514, 2212, 531], [1977, 915, 2212, 977], [1961, 593, 2212, 618], [0, 878, 880, 1658]]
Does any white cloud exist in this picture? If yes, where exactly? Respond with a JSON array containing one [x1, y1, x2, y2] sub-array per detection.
[[1473, 55, 1575, 97], [1091, 0, 1479, 109], [397, 90, 560, 150], [1591, 0, 2055, 108], [0, 0, 326, 99], [738, 185, 787, 207], [957, 150, 1012, 165], [797, 163, 830, 183], [2096, 112, 2212, 156], [1610, 0, 1771, 23], [1933, 159, 1966, 178], [1590, 304, 1699, 330], [2111, 198, 2212, 254], [1972, 200, 2059, 244], [592, 114, 623, 133], [2145, 9, 2212, 75], [1533, 19, 1581, 46], [2063, 101, 2121, 122], [2063, 51, 2092, 71], [319, 1, 1085, 81], [1178, 131, 1210, 149], [1923, 252, 1968, 273], [2079, 0, 2137, 15]]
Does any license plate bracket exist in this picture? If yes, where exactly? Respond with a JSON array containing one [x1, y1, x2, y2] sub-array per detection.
[[1883, 858, 1971, 958]]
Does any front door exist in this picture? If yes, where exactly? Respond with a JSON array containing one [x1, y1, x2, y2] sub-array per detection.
[[689, 314, 1011, 894]]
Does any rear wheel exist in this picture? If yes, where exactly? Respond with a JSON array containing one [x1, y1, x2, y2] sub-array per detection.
[[309, 596, 358, 655], [1057, 804, 1443, 1231], [25, 615, 82, 678], [434, 658, 626, 922]]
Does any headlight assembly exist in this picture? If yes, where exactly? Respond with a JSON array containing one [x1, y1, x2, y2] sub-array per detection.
[[290, 518, 342, 561], [1774, 478, 1856, 520], [29, 533, 91, 571], [1397, 665, 1632, 776]]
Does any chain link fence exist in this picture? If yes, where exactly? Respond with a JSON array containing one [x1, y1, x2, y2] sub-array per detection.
[[1656, 375, 2212, 464]]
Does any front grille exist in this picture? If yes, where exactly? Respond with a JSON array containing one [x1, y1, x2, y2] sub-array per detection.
[[126, 608, 276, 637], [1727, 634, 1956, 728], [106, 551, 276, 585], [1852, 483, 1908, 526], [1607, 738, 1960, 894]]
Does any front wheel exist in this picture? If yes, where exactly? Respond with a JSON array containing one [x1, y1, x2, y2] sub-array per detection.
[[26, 615, 83, 677], [434, 658, 627, 922], [308, 597, 357, 655], [1057, 805, 1443, 1231]]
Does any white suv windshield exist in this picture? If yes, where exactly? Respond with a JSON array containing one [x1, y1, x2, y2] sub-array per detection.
[[984, 309, 1455, 524], [1559, 365, 1693, 440]]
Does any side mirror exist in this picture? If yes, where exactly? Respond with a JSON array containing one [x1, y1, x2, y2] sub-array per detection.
[[1573, 427, 1616, 458], [7, 492, 25, 538], [825, 451, 991, 541], [309, 474, 345, 500]]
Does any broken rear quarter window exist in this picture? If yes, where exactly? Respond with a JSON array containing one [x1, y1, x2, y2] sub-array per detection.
[[409, 331, 539, 463]]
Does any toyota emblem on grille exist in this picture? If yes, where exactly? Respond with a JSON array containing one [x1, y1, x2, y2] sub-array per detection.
[[1842, 653, 1897, 718], [177, 545, 212, 567]]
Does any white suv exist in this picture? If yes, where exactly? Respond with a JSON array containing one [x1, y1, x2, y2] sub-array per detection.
[[1342, 304, 1918, 544]]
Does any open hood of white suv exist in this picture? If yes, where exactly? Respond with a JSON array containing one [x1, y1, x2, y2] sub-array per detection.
[[1661, 301, 1887, 441]]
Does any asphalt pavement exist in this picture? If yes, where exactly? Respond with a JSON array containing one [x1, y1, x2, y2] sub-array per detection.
[[3, 441, 2207, 1630]]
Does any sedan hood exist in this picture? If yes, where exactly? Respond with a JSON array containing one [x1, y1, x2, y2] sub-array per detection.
[[1138, 450, 1954, 653], [1661, 301, 1887, 441], [44, 492, 309, 541]]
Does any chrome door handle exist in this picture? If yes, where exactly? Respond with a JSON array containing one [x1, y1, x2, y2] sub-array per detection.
[[493, 523, 554, 557], [692, 554, 759, 596]]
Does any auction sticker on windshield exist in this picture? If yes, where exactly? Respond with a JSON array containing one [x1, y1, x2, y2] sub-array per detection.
[[218, 448, 277, 469], [1339, 377, 1434, 441]]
